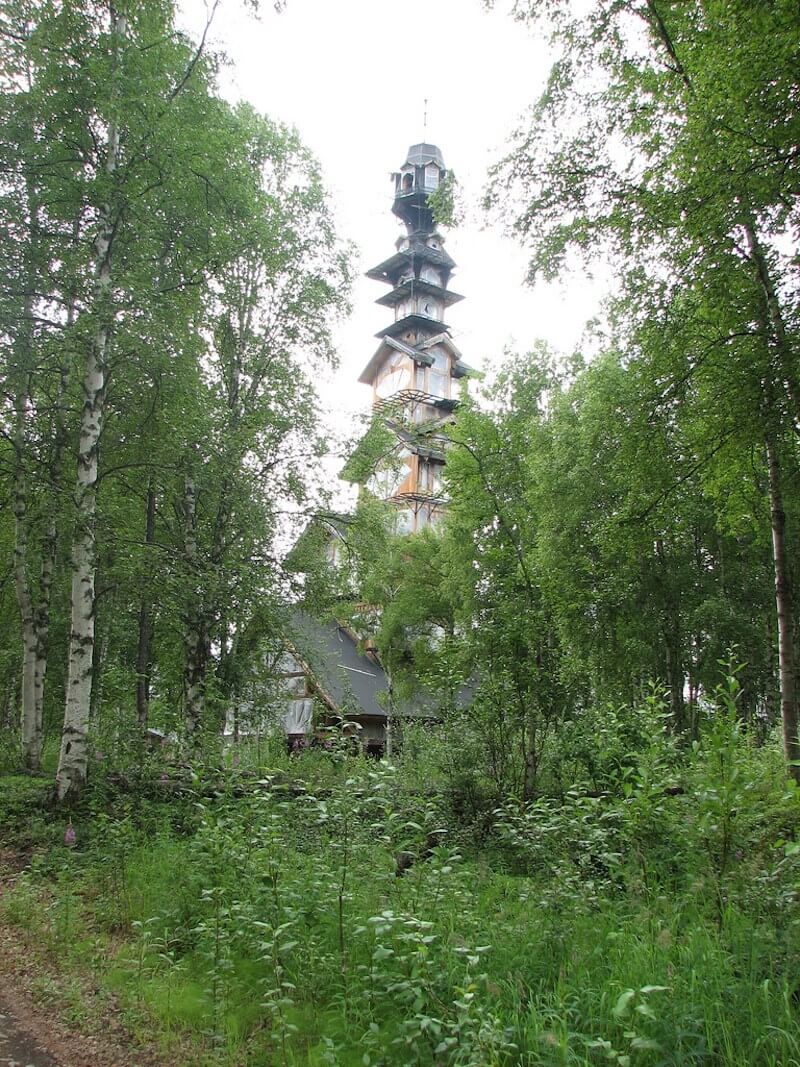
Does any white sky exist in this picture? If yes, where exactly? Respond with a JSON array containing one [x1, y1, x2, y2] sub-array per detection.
[[180, 0, 608, 427]]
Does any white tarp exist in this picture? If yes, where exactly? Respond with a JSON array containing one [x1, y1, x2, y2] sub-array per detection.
[[283, 697, 313, 735]]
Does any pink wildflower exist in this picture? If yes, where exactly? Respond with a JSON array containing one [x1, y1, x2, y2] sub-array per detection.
[[64, 823, 76, 847]]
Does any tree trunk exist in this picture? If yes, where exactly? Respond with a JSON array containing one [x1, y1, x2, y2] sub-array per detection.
[[136, 481, 157, 727], [765, 435, 800, 783], [56, 13, 125, 801], [183, 471, 206, 735], [688, 677, 700, 741], [664, 631, 685, 732], [11, 122, 43, 771], [655, 538, 685, 730], [30, 355, 72, 768], [764, 611, 777, 732], [13, 389, 42, 772], [90, 572, 111, 725], [521, 731, 537, 802], [56, 322, 108, 798]]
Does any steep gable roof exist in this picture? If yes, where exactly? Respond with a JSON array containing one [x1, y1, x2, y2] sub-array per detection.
[[287, 612, 438, 721]]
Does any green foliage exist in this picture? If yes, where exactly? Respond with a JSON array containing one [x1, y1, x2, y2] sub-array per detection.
[[486, 0, 799, 771], [0, 0, 352, 775], [0, 774, 54, 847], [2, 698, 799, 1065], [1, 3, 798, 1061], [427, 172, 463, 229], [340, 418, 398, 486]]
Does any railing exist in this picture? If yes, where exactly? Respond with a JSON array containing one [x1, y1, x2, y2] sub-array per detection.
[[395, 181, 439, 197], [390, 491, 448, 507], [373, 388, 435, 416]]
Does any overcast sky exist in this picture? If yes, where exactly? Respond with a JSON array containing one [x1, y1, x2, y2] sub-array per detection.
[[179, 0, 608, 424]]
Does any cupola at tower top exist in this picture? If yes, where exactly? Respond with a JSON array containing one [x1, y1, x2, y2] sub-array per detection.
[[391, 143, 447, 236]]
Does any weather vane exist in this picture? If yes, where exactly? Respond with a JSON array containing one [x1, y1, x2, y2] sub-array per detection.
[[423, 98, 428, 139]]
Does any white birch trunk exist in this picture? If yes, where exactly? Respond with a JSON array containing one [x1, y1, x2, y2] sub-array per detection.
[[56, 307, 109, 799], [55, 13, 125, 801]]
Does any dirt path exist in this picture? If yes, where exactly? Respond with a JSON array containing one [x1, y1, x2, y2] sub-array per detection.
[[0, 847, 195, 1067], [0, 919, 165, 1067], [0, 1000, 60, 1067]]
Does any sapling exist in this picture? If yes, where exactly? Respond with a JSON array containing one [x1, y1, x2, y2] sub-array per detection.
[[695, 668, 757, 926]]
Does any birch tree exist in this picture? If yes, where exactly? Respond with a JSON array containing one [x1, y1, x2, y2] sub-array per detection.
[[0, 0, 265, 799], [0, 0, 78, 770], [56, 5, 126, 798], [489, 0, 800, 778]]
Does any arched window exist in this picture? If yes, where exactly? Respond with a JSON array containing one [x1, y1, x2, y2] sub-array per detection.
[[402, 172, 413, 192]]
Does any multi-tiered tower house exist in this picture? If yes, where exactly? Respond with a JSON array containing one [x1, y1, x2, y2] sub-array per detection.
[[271, 145, 470, 753], [349, 143, 471, 533]]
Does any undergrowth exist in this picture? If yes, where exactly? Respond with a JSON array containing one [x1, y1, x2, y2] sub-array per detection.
[[1, 683, 799, 1065]]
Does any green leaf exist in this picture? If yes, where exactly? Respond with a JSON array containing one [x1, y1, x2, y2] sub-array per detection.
[[630, 1037, 662, 1051], [612, 989, 636, 1018]]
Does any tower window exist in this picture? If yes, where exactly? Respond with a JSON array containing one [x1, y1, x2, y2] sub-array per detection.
[[429, 368, 449, 398], [402, 172, 413, 192]]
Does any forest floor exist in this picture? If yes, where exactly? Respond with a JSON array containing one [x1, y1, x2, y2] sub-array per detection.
[[0, 851, 164, 1067]]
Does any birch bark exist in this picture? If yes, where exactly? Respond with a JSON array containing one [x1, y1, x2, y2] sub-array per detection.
[[55, 11, 126, 801]]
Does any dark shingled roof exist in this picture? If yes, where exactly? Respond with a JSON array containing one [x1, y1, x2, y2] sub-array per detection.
[[366, 242, 456, 284], [405, 143, 446, 169], [287, 612, 438, 721], [375, 314, 452, 341], [375, 279, 464, 310]]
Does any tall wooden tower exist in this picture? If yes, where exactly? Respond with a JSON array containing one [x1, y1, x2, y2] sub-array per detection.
[[349, 143, 471, 532]]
